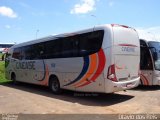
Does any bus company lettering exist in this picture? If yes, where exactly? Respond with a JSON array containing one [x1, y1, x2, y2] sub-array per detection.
[[121, 47, 135, 52], [16, 61, 35, 70]]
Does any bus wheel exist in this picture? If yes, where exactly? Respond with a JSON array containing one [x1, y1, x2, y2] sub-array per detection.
[[11, 73, 17, 84], [49, 76, 62, 94]]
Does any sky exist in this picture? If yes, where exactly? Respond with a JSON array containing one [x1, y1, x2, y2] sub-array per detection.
[[0, 0, 160, 44]]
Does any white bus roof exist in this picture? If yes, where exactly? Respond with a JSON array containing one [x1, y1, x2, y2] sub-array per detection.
[[11, 24, 135, 48], [11, 25, 110, 48]]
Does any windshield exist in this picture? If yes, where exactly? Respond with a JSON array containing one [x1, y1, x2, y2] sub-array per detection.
[[148, 41, 160, 70]]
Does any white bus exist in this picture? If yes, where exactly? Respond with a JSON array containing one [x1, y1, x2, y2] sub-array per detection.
[[0, 43, 15, 53], [5, 24, 140, 94], [140, 39, 160, 85]]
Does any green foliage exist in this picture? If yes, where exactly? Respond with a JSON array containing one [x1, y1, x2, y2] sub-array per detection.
[[0, 53, 2, 59], [0, 61, 11, 84]]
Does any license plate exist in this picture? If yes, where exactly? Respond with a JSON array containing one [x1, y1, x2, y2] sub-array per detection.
[[126, 83, 133, 87]]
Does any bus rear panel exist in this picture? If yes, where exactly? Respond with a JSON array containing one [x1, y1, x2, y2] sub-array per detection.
[[104, 24, 140, 93]]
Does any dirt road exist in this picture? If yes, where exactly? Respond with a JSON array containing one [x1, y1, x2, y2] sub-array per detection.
[[0, 82, 160, 114]]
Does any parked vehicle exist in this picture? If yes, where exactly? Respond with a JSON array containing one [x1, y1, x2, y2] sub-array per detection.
[[5, 24, 140, 94], [140, 39, 160, 85]]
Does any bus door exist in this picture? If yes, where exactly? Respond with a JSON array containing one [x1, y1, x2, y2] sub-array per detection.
[[140, 40, 153, 85]]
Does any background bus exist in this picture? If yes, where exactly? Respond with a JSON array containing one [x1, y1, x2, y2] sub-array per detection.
[[5, 24, 140, 94], [0, 43, 15, 53], [140, 39, 160, 85]]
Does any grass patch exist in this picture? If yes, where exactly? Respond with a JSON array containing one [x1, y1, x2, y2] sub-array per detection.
[[0, 61, 11, 84], [0, 53, 2, 59]]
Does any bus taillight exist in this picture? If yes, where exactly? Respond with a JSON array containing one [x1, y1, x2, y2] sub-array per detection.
[[107, 64, 118, 82]]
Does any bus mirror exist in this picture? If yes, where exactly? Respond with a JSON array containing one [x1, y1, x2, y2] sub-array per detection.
[[153, 52, 158, 60]]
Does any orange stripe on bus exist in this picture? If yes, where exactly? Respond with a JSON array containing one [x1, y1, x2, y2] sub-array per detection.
[[73, 53, 98, 87], [39, 65, 49, 86], [76, 49, 106, 88], [140, 74, 149, 85], [140, 75, 146, 85]]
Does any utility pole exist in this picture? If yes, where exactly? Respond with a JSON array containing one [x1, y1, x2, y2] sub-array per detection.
[[91, 14, 100, 25]]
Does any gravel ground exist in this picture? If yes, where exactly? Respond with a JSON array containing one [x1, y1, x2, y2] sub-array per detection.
[[0, 82, 160, 114]]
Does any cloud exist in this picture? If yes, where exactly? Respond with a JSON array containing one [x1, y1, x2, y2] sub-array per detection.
[[19, 2, 31, 9], [136, 26, 160, 41], [5, 25, 11, 29], [109, 1, 114, 7], [70, 0, 98, 14], [0, 6, 17, 18]]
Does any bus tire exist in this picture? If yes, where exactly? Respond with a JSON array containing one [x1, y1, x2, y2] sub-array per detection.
[[49, 76, 62, 94], [11, 73, 17, 84]]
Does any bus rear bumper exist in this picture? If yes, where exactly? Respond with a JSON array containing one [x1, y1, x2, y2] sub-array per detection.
[[105, 77, 140, 93]]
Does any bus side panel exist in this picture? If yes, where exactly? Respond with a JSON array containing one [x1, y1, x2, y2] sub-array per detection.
[[103, 47, 112, 93], [75, 75, 105, 92], [11, 59, 22, 81], [102, 26, 114, 93], [53, 49, 107, 93], [30, 60, 46, 84], [45, 58, 84, 91], [11, 60, 45, 84]]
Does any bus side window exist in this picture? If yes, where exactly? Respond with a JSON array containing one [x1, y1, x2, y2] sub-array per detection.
[[32, 43, 45, 60], [12, 48, 21, 60], [45, 39, 61, 59], [23, 45, 33, 60], [78, 30, 104, 56], [20, 47, 26, 60], [72, 39, 79, 57], [61, 36, 79, 58]]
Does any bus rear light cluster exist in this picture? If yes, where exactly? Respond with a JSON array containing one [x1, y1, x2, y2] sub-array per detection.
[[111, 24, 136, 31], [107, 64, 118, 82], [111, 24, 129, 28]]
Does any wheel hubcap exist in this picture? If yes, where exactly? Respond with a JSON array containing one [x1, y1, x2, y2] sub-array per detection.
[[52, 81, 58, 91]]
